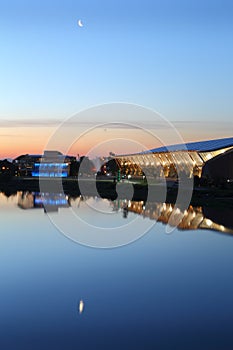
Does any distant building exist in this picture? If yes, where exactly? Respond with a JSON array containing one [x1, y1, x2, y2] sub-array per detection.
[[14, 151, 76, 177], [32, 151, 69, 177], [114, 137, 233, 180], [0, 159, 16, 176], [13, 154, 42, 176]]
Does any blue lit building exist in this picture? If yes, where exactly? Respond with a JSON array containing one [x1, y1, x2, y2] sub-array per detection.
[[32, 162, 69, 177], [32, 151, 73, 177]]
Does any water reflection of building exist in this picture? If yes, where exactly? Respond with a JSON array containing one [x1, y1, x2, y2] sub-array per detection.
[[114, 200, 233, 234], [18, 191, 70, 212]]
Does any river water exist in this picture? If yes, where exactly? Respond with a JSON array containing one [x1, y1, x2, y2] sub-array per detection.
[[1, 191, 233, 350]]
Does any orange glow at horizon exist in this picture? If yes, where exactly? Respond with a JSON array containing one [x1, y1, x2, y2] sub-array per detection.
[[0, 125, 163, 159], [1, 124, 232, 160], [0, 126, 57, 159]]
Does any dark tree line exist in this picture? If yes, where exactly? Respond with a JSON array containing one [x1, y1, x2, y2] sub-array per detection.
[[69, 156, 96, 177]]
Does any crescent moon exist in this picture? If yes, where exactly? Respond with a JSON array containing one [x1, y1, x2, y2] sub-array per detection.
[[78, 19, 84, 28]]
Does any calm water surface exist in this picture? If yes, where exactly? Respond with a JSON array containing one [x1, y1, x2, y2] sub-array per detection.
[[1, 192, 233, 350]]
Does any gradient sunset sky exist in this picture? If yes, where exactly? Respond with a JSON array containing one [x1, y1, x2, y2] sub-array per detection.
[[1, 0, 233, 159]]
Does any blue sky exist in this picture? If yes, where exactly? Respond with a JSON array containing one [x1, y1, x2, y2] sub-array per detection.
[[0, 0, 233, 156]]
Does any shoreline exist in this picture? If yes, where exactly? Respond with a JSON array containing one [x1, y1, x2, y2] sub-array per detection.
[[0, 176, 233, 208]]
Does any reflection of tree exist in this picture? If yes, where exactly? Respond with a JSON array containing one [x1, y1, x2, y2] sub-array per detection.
[[2, 189, 17, 197], [122, 204, 128, 218]]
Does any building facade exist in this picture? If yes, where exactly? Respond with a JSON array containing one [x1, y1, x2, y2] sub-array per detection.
[[114, 137, 233, 180], [13, 154, 42, 176], [202, 148, 233, 182], [14, 151, 76, 177]]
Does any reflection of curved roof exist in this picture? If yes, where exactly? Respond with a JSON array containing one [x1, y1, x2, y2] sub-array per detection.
[[149, 137, 233, 153]]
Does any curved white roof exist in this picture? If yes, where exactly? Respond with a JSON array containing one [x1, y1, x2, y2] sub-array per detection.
[[148, 137, 233, 153]]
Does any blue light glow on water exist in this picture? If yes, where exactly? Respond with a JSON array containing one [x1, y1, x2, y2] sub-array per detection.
[[1, 192, 233, 350]]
